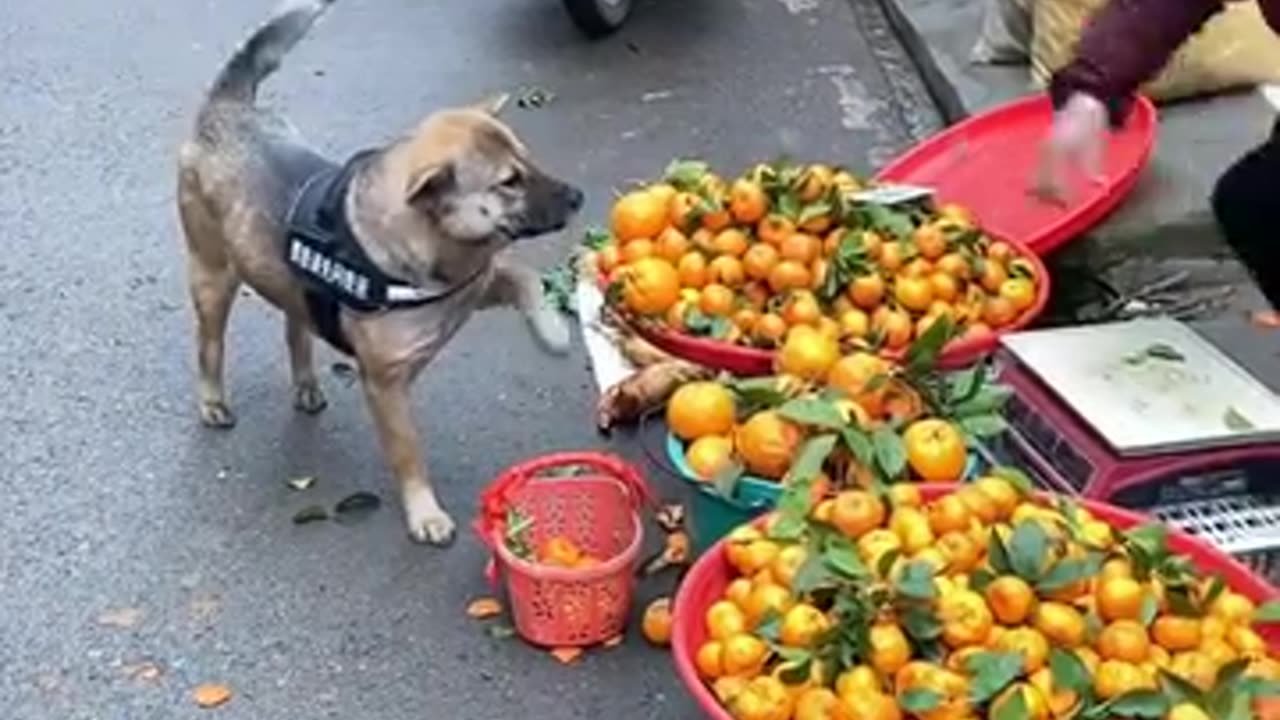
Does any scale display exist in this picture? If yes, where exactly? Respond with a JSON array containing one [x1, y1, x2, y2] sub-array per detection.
[[974, 318, 1280, 584]]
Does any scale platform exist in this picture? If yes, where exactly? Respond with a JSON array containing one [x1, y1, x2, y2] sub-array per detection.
[[981, 317, 1280, 584]]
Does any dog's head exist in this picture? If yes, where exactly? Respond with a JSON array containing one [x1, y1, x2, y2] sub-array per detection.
[[397, 96, 584, 247]]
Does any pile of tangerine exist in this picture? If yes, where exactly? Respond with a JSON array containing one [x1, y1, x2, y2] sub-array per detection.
[[688, 478, 1280, 720], [596, 161, 1044, 354], [668, 364, 967, 487]]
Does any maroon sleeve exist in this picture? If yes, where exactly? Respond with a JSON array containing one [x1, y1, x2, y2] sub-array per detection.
[[1049, 0, 1225, 126]]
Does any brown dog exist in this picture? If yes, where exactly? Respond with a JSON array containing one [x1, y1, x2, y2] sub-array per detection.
[[177, 0, 582, 545]]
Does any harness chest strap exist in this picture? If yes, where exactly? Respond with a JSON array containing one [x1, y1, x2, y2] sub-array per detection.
[[283, 151, 485, 354]]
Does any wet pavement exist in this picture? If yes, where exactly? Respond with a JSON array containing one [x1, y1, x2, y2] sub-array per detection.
[[0, 0, 947, 717]]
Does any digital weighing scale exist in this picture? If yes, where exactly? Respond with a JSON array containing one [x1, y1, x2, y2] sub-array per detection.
[[979, 317, 1280, 584]]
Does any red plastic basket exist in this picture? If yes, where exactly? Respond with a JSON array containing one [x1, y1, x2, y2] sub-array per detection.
[[617, 238, 1050, 376], [474, 452, 654, 647], [671, 485, 1280, 720]]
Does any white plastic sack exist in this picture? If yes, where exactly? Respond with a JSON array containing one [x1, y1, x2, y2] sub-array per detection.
[[971, 0, 1035, 65]]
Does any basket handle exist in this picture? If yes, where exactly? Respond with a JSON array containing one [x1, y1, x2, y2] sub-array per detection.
[[472, 451, 655, 552]]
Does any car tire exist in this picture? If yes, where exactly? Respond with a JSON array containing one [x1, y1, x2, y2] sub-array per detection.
[[561, 0, 633, 38]]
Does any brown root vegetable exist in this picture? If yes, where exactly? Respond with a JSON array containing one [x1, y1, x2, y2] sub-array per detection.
[[596, 360, 714, 431], [618, 334, 673, 367]]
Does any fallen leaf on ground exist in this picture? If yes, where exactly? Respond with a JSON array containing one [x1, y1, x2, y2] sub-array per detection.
[[601, 634, 624, 649], [122, 661, 163, 683], [97, 607, 144, 629], [292, 505, 329, 525], [466, 597, 503, 620], [1252, 310, 1280, 329], [285, 475, 316, 491], [193, 683, 232, 708], [333, 492, 382, 525], [549, 647, 584, 665], [486, 624, 516, 639]]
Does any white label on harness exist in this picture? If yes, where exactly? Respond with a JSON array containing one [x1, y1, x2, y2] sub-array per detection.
[[290, 239, 372, 301], [851, 184, 935, 206]]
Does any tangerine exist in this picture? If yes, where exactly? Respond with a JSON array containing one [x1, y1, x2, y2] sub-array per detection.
[[777, 328, 840, 381], [868, 623, 912, 676], [758, 215, 795, 246], [611, 189, 669, 242], [939, 589, 995, 648], [879, 242, 905, 273], [655, 227, 691, 262], [743, 243, 780, 281], [621, 257, 680, 315], [903, 419, 967, 483], [1096, 577, 1145, 622], [1097, 620, 1151, 663], [729, 179, 770, 224], [780, 603, 830, 648], [780, 233, 821, 264], [677, 251, 709, 289], [996, 627, 1050, 673], [848, 274, 886, 309], [936, 252, 971, 280], [982, 295, 1018, 328], [1152, 615, 1202, 652], [914, 224, 949, 260], [830, 490, 887, 539], [754, 313, 788, 347], [641, 597, 673, 646], [987, 576, 1037, 625], [721, 633, 771, 676], [736, 411, 803, 479], [700, 283, 737, 317], [667, 381, 736, 440], [1033, 602, 1087, 648], [768, 260, 813, 294], [695, 641, 725, 679], [708, 255, 747, 288], [713, 228, 750, 257], [838, 309, 871, 340], [894, 275, 934, 313], [621, 238, 655, 263], [684, 435, 735, 480], [1001, 277, 1037, 312]]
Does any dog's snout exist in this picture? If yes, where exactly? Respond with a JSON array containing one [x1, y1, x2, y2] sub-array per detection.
[[565, 185, 585, 212]]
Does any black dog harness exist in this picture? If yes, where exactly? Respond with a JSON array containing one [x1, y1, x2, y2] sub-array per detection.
[[284, 151, 479, 355]]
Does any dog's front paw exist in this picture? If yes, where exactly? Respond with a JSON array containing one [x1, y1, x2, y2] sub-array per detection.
[[199, 400, 237, 429], [403, 487, 456, 547], [531, 307, 571, 356], [293, 381, 328, 415]]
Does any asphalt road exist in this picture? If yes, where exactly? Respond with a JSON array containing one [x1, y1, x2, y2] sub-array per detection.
[[0, 0, 940, 717]]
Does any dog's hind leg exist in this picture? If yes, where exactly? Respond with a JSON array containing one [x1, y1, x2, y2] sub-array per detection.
[[178, 164, 241, 429], [186, 253, 240, 428], [285, 314, 327, 414], [481, 260, 571, 355]]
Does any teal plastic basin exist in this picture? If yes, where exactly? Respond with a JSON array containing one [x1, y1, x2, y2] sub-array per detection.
[[667, 432, 980, 554]]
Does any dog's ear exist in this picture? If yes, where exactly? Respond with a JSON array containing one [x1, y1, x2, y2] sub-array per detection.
[[404, 162, 454, 204], [469, 93, 509, 117]]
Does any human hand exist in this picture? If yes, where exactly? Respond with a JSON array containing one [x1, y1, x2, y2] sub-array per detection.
[[1033, 92, 1108, 203]]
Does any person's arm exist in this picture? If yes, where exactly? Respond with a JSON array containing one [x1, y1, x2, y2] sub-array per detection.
[[1050, 0, 1225, 126]]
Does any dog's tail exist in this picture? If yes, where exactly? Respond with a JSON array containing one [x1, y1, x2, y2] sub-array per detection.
[[207, 0, 336, 105]]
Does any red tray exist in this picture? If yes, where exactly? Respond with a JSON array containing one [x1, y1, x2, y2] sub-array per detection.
[[875, 95, 1157, 257], [671, 485, 1280, 720], [623, 236, 1051, 375]]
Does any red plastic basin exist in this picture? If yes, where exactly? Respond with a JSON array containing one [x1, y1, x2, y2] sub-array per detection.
[[623, 236, 1050, 375], [875, 95, 1158, 257], [671, 485, 1280, 720]]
